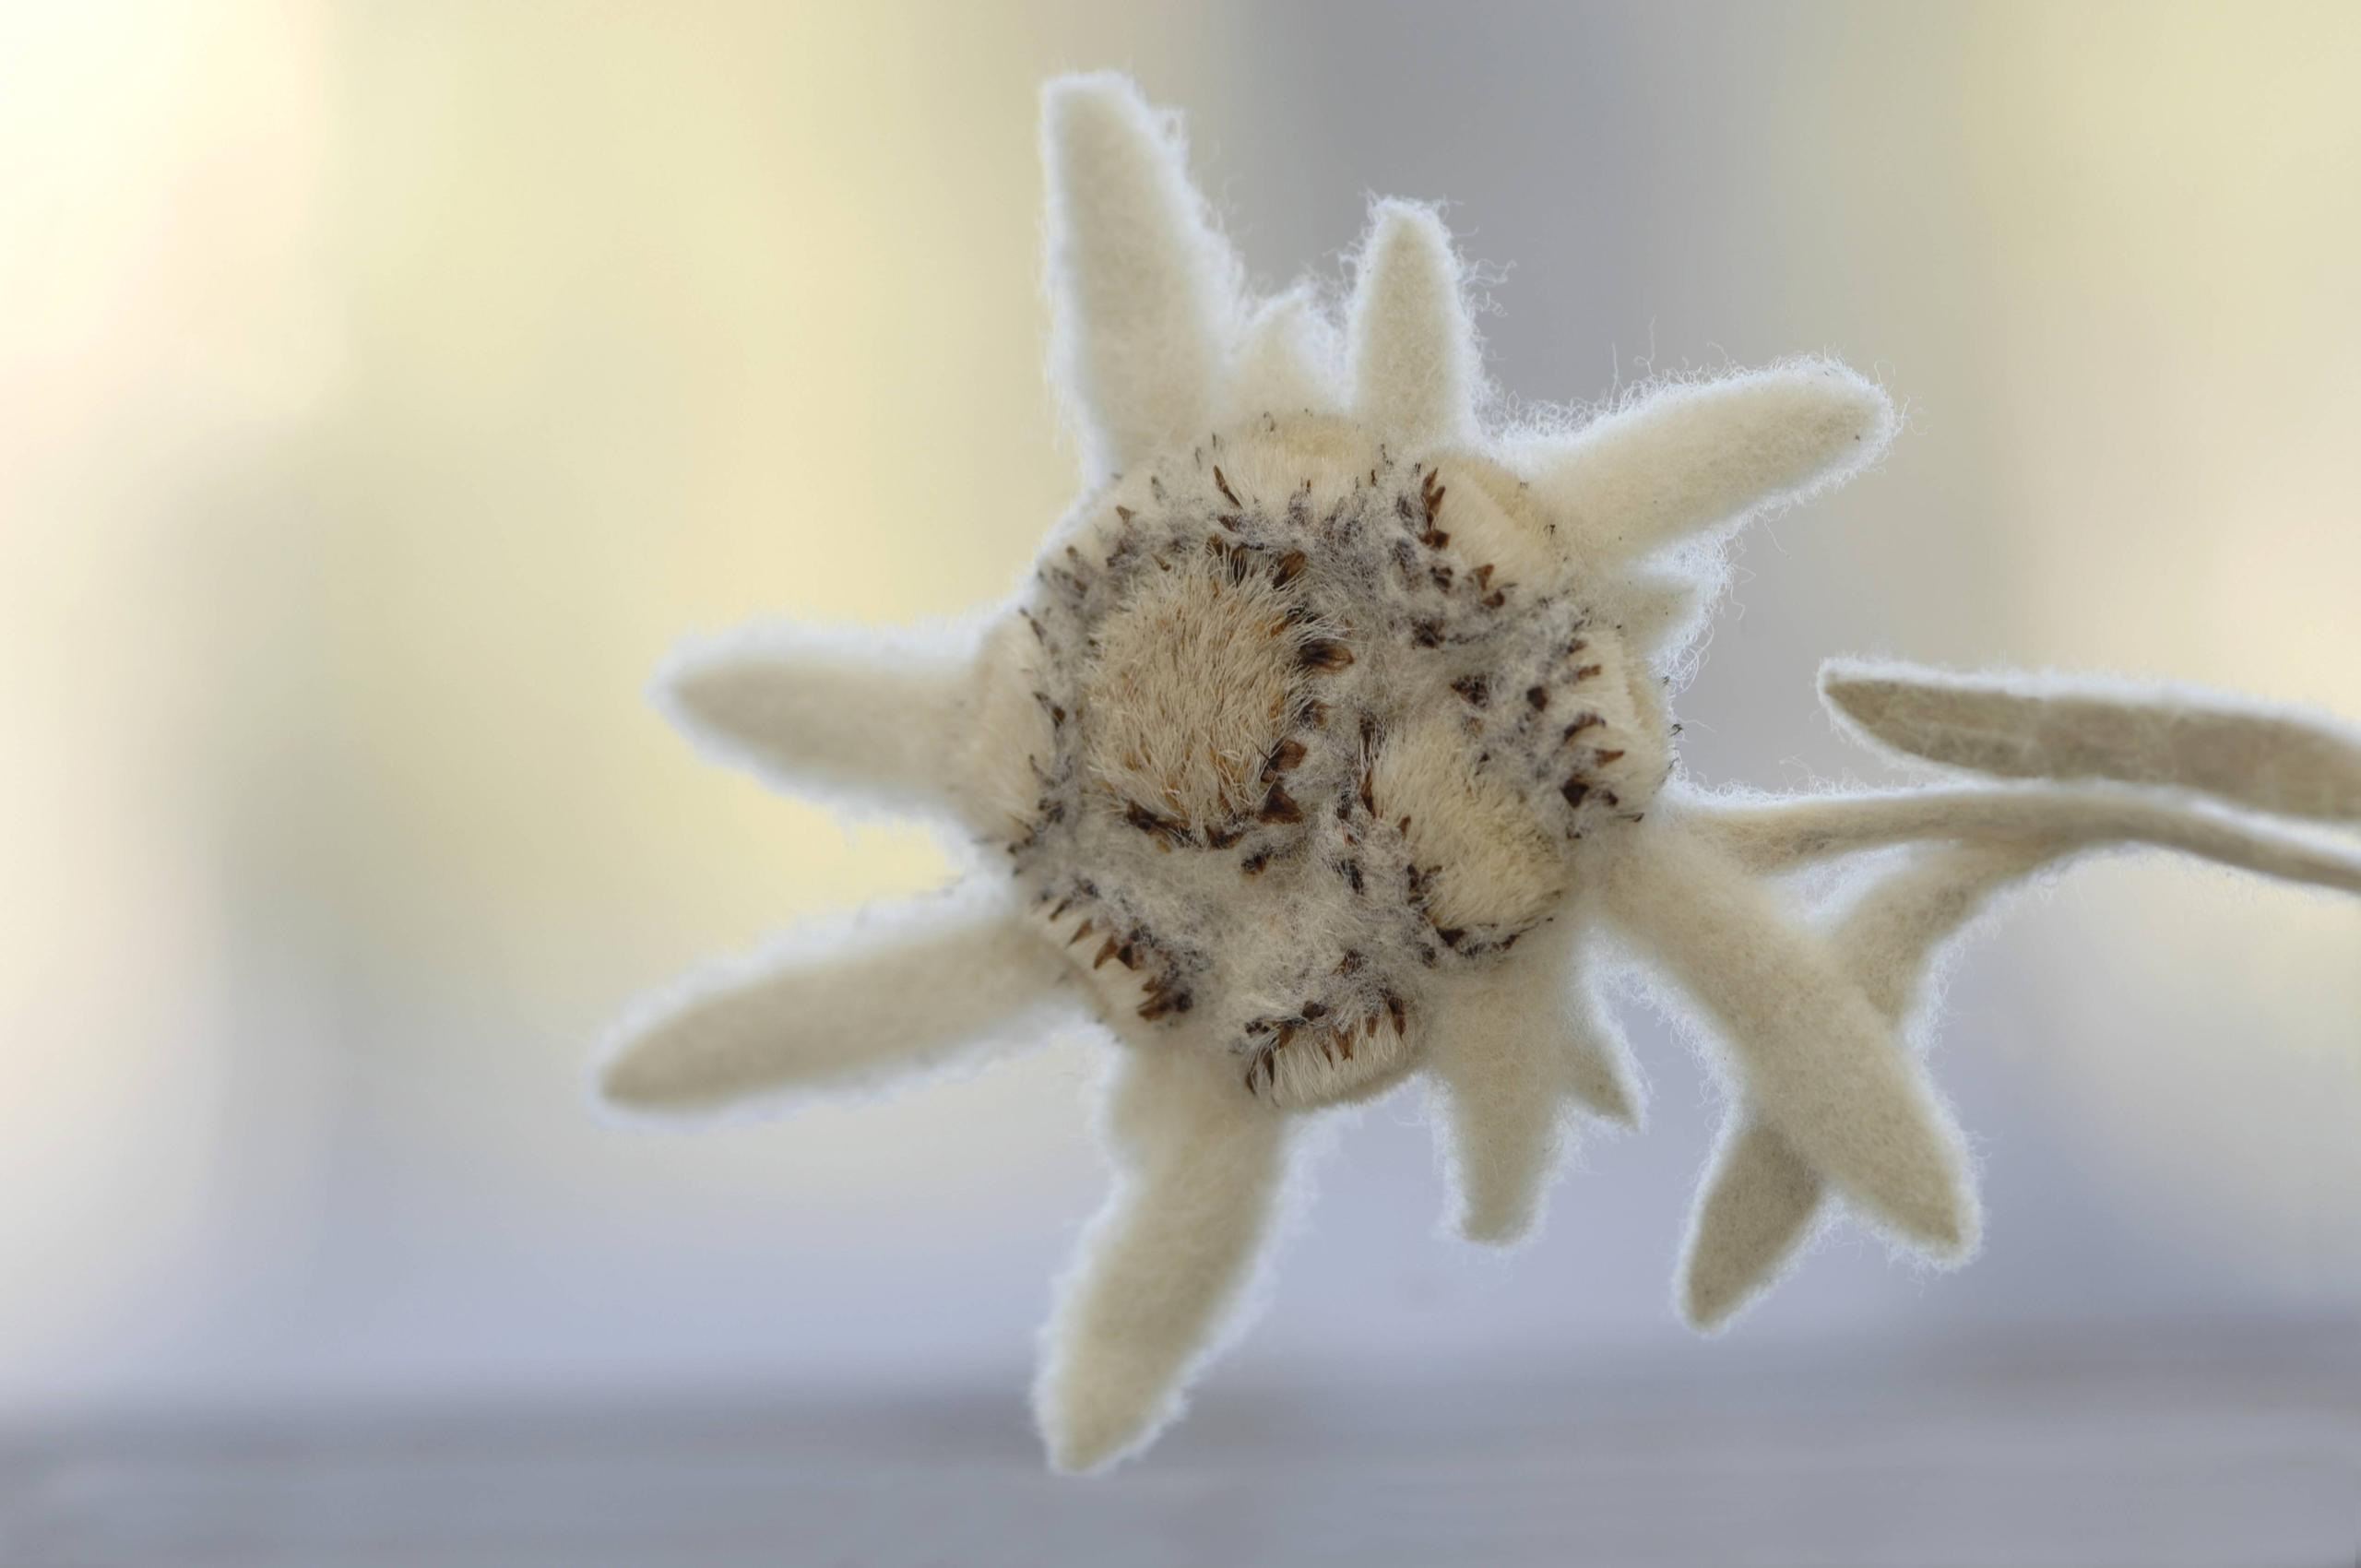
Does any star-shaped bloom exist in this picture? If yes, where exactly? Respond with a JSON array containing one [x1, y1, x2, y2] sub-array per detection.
[[599, 74, 2361, 1472]]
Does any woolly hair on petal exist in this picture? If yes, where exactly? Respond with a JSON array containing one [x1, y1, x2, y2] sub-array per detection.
[[654, 618, 1000, 827], [1042, 73, 1242, 482], [1347, 200, 1482, 447], [1528, 359, 1896, 570], [599, 881, 1074, 1118], [1679, 840, 2048, 1331], [1600, 816, 1979, 1256], [1034, 1042, 1293, 1473], [1821, 661, 2361, 823], [594, 70, 2361, 1472]]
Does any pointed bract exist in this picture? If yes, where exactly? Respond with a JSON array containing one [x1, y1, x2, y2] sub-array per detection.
[[1347, 201, 1481, 448], [1679, 841, 2042, 1330], [599, 885, 1070, 1116], [1035, 1044, 1291, 1473], [1530, 359, 1893, 570], [657, 621, 991, 826], [1565, 1011, 1643, 1130], [1681, 1118, 1829, 1331], [1690, 783, 2361, 893], [1823, 661, 2361, 825], [1043, 74, 1240, 483], [1601, 817, 1979, 1256]]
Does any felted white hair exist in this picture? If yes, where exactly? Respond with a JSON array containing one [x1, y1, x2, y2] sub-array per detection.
[[596, 73, 2361, 1471]]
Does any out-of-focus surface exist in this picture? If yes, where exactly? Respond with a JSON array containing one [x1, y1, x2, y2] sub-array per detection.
[[12, 1327, 2358, 1567], [1, 0, 2356, 1560]]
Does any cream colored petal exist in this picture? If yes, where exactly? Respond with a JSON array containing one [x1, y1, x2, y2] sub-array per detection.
[[1529, 359, 1893, 568], [1823, 660, 2361, 825], [1346, 200, 1480, 448], [1679, 840, 2045, 1330], [1042, 73, 1240, 482], [1688, 784, 2361, 892], [599, 882, 1068, 1116], [657, 619, 991, 825], [1034, 1043, 1291, 1474], [1600, 817, 1977, 1255]]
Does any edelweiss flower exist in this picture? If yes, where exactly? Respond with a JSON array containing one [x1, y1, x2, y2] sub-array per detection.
[[598, 74, 2361, 1472]]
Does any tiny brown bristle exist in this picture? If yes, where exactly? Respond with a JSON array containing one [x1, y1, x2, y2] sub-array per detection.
[[1299, 638, 1354, 672], [1093, 938, 1120, 969], [1214, 465, 1240, 505], [1273, 550, 1307, 587], [1595, 748, 1626, 765], [1259, 784, 1304, 824]]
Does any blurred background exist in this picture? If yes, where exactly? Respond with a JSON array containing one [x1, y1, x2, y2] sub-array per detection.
[[2, 1, 2355, 1561]]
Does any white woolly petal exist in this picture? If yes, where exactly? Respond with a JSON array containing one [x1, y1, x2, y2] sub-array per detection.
[[598, 882, 1069, 1117], [1564, 995, 1643, 1131], [1680, 1118, 1829, 1333], [1346, 200, 1480, 449], [1425, 929, 1581, 1246], [1689, 783, 2361, 891], [1222, 285, 1339, 423], [1034, 1044, 1290, 1474], [1529, 358, 1894, 569], [1679, 841, 2046, 1331], [1602, 817, 1978, 1256], [656, 618, 994, 826], [1427, 955, 1638, 1246], [1672, 772, 2361, 1327], [1822, 660, 2361, 825], [1042, 73, 1240, 482]]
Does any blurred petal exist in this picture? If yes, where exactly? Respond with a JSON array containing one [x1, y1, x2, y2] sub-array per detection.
[[1034, 1043, 1290, 1473]]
